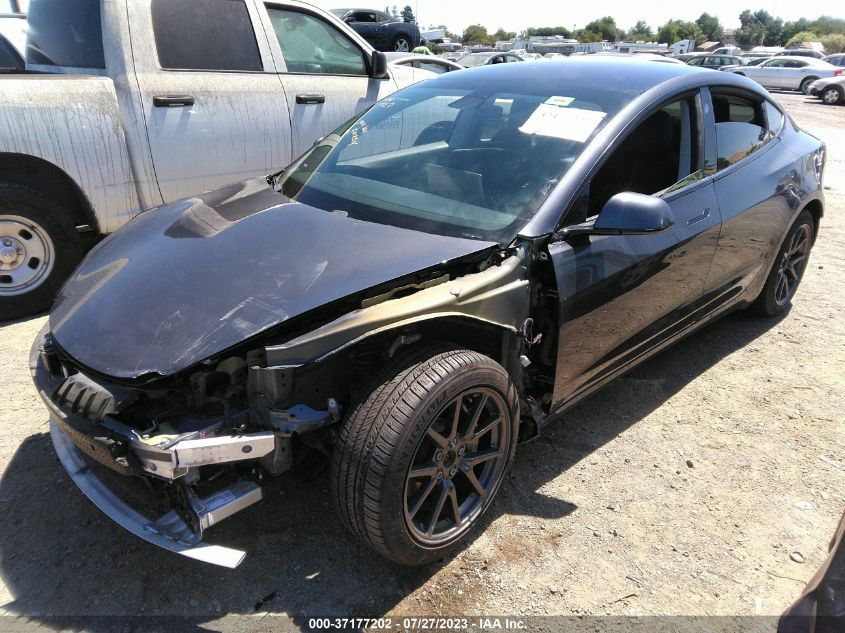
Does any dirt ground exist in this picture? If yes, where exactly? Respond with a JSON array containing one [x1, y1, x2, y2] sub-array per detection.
[[0, 91, 842, 628]]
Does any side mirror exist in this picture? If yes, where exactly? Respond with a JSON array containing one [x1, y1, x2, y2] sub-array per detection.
[[558, 192, 674, 240], [370, 51, 389, 78], [594, 192, 674, 233]]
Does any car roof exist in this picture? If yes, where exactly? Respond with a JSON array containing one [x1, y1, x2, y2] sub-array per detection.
[[433, 56, 704, 94]]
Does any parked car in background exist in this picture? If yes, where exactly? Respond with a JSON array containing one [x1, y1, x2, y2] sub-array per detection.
[[32, 57, 825, 569], [824, 54, 845, 67], [808, 76, 845, 105], [674, 52, 705, 62], [712, 46, 743, 56], [775, 49, 825, 60], [737, 56, 771, 67], [727, 57, 843, 94], [687, 54, 744, 69], [0, 0, 418, 320], [457, 51, 524, 67], [386, 52, 462, 75], [330, 8, 421, 52]]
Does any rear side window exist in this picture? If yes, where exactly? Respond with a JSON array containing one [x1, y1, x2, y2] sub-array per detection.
[[152, 0, 262, 72], [265, 7, 366, 75], [712, 93, 768, 170], [25, 0, 105, 70]]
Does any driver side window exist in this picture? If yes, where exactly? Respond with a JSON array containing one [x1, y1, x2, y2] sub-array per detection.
[[265, 7, 367, 75], [575, 95, 703, 221]]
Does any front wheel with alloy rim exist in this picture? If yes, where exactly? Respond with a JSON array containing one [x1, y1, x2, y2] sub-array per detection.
[[822, 86, 843, 105], [751, 210, 815, 317], [331, 348, 519, 565], [393, 36, 411, 52], [0, 184, 84, 321]]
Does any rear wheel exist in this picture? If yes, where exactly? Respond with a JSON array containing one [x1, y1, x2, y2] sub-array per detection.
[[331, 347, 519, 565], [751, 210, 814, 317], [0, 184, 84, 320], [800, 77, 818, 95], [822, 86, 843, 105]]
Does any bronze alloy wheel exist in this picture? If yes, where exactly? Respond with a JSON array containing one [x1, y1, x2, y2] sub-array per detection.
[[403, 388, 510, 546]]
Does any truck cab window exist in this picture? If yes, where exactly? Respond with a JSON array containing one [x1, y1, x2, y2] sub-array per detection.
[[151, 0, 263, 72], [25, 0, 105, 71], [265, 7, 366, 75]]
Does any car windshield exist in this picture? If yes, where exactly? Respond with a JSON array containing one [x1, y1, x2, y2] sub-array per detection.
[[461, 54, 493, 67], [274, 79, 631, 242]]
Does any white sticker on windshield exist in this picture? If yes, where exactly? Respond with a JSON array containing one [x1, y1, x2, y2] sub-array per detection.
[[519, 105, 607, 143], [545, 96, 575, 107]]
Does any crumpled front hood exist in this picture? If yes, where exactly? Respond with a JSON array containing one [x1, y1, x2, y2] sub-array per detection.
[[50, 179, 495, 379]]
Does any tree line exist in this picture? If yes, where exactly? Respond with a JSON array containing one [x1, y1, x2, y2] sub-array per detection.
[[448, 11, 845, 53]]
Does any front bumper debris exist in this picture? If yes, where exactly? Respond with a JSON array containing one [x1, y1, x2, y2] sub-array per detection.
[[49, 419, 255, 568], [30, 325, 265, 568]]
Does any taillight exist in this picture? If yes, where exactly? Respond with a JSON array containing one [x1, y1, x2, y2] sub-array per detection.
[[835, 69, 843, 76]]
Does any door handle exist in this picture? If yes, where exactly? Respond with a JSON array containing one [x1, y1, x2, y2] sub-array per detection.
[[153, 95, 195, 107], [687, 208, 711, 226], [296, 93, 326, 105]]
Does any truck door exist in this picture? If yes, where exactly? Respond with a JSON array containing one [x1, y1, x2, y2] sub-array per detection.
[[256, 2, 397, 158], [131, 0, 293, 203]]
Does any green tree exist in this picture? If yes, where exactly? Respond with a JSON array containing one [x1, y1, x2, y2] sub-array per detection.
[[576, 29, 603, 43], [525, 26, 572, 38], [657, 19, 705, 45], [821, 33, 845, 53], [628, 20, 653, 41], [695, 13, 724, 41], [400, 5, 415, 23], [492, 28, 517, 41], [462, 24, 492, 45], [786, 30, 821, 47], [583, 16, 622, 41], [736, 10, 783, 48]]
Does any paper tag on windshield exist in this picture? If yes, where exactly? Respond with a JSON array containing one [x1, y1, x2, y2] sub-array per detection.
[[519, 105, 606, 143], [545, 96, 575, 107]]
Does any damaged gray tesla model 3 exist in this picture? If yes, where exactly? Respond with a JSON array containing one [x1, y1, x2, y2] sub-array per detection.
[[31, 58, 824, 567]]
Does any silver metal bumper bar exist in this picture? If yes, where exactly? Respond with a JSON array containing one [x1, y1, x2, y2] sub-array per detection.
[[50, 419, 259, 568]]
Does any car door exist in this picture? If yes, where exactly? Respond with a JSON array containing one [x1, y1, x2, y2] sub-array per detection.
[[705, 89, 798, 301], [783, 59, 810, 90], [257, 2, 396, 157], [547, 92, 722, 405], [749, 59, 784, 88], [131, 0, 293, 203]]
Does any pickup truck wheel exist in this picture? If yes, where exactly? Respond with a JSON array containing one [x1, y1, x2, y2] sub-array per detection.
[[331, 348, 519, 565], [750, 210, 814, 317], [0, 184, 84, 320], [393, 36, 411, 52]]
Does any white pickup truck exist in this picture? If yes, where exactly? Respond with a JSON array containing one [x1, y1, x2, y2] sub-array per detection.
[[0, 0, 421, 319]]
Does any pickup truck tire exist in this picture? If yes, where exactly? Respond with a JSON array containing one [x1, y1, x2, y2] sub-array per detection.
[[331, 347, 519, 565], [0, 184, 84, 320], [393, 36, 412, 52]]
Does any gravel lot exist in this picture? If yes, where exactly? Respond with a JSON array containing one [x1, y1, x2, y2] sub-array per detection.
[[0, 91, 842, 627]]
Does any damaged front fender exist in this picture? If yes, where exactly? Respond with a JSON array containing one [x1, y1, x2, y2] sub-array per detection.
[[263, 247, 531, 367]]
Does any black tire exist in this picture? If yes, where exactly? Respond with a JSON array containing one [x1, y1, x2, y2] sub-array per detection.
[[0, 184, 84, 321], [750, 210, 815, 317], [821, 86, 844, 105], [800, 77, 818, 95], [393, 35, 412, 52], [331, 347, 519, 565]]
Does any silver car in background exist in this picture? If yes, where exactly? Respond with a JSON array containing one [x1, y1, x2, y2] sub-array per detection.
[[727, 56, 843, 94]]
